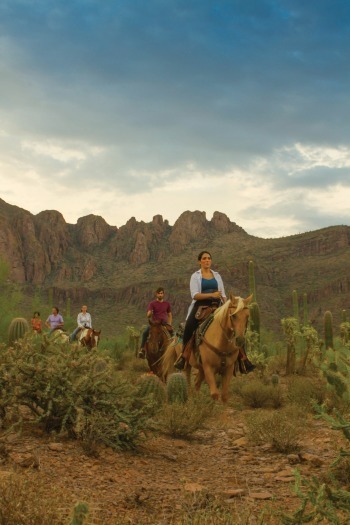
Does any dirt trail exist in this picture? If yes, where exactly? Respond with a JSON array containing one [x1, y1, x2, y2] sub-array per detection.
[[1, 406, 340, 524]]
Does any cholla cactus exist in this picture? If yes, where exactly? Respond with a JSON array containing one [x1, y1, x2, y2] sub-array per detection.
[[8, 317, 29, 345], [167, 373, 188, 404]]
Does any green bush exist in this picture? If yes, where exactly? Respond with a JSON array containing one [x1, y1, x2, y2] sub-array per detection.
[[240, 379, 281, 408], [246, 405, 304, 453], [0, 336, 153, 450], [287, 376, 327, 409], [158, 391, 214, 438]]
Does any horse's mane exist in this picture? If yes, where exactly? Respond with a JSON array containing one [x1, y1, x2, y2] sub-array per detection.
[[213, 296, 245, 323]]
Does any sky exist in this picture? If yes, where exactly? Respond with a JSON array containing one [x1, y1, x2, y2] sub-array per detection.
[[0, 0, 349, 238]]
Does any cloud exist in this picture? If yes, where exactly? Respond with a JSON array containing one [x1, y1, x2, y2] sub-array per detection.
[[0, 0, 349, 236]]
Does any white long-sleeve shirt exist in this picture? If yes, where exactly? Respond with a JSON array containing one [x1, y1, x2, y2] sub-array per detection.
[[77, 312, 92, 328], [186, 269, 226, 319]]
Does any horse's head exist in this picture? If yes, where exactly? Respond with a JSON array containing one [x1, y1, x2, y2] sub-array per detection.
[[229, 292, 253, 347], [214, 292, 252, 348], [147, 321, 168, 355], [81, 328, 100, 348]]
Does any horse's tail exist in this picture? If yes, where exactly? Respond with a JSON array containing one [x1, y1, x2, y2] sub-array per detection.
[[160, 337, 180, 379]]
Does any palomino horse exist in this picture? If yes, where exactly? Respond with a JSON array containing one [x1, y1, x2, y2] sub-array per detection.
[[77, 328, 101, 349], [161, 293, 252, 402], [145, 320, 172, 377]]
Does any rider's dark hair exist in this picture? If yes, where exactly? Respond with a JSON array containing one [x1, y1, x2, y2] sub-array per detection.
[[53, 306, 59, 313], [156, 287, 164, 294], [33, 311, 40, 316], [197, 250, 212, 261]]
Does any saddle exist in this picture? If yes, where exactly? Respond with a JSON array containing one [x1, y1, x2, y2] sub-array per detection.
[[195, 304, 218, 321]]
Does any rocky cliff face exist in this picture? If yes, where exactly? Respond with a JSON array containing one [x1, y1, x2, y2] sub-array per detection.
[[0, 198, 349, 333]]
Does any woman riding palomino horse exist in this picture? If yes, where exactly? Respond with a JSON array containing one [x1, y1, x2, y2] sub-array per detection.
[[175, 250, 255, 373], [162, 291, 253, 402]]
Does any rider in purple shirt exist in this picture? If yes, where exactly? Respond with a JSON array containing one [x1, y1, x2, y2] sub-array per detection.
[[45, 307, 64, 334]]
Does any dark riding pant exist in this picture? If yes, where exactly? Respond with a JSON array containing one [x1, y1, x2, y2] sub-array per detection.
[[183, 299, 219, 348]]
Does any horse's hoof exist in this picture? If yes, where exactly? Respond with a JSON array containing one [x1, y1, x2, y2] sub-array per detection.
[[211, 392, 219, 401]]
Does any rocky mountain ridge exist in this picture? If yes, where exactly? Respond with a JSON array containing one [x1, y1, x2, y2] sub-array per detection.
[[0, 198, 349, 334]]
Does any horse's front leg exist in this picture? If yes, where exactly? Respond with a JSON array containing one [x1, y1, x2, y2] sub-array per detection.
[[221, 361, 236, 403], [201, 357, 220, 401]]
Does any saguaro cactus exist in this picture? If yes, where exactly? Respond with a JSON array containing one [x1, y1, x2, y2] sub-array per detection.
[[8, 317, 30, 345], [292, 289, 299, 325], [281, 317, 299, 375], [324, 311, 334, 350], [249, 302, 260, 337], [248, 260, 257, 302], [303, 292, 309, 326]]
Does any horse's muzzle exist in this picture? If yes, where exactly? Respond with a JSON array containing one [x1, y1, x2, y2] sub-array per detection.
[[235, 336, 246, 348]]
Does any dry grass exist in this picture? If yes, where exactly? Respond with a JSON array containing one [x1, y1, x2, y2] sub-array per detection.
[[0, 472, 74, 525]]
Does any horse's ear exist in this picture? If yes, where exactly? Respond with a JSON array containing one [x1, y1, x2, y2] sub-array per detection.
[[229, 290, 235, 302], [244, 294, 254, 306]]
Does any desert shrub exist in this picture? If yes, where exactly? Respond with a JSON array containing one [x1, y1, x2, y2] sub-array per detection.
[[158, 391, 214, 438], [0, 335, 153, 450], [240, 379, 281, 408], [246, 405, 304, 453], [0, 472, 72, 524], [286, 376, 327, 409]]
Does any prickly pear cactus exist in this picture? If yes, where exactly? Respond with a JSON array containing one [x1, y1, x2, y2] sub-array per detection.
[[8, 317, 30, 345], [137, 373, 166, 405], [166, 372, 188, 404]]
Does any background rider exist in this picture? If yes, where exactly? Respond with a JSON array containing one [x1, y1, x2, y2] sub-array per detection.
[[45, 307, 64, 334], [139, 287, 173, 358], [69, 305, 92, 342]]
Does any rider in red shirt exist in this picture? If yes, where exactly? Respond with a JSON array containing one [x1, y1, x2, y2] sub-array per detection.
[[139, 287, 173, 358]]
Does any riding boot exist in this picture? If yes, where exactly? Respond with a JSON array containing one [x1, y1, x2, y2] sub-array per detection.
[[138, 348, 146, 359], [238, 353, 256, 374], [175, 355, 186, 370]]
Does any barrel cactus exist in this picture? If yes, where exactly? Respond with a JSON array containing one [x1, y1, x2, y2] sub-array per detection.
[[137, 373, 166, 405], [8, 317, 30, 345], [167, 372, 189, 404]]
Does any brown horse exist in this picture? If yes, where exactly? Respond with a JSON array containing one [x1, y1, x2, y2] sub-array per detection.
[[78, 328, 101, 349], [145, 320, 172, 377], [161, 292, 252, 402]]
